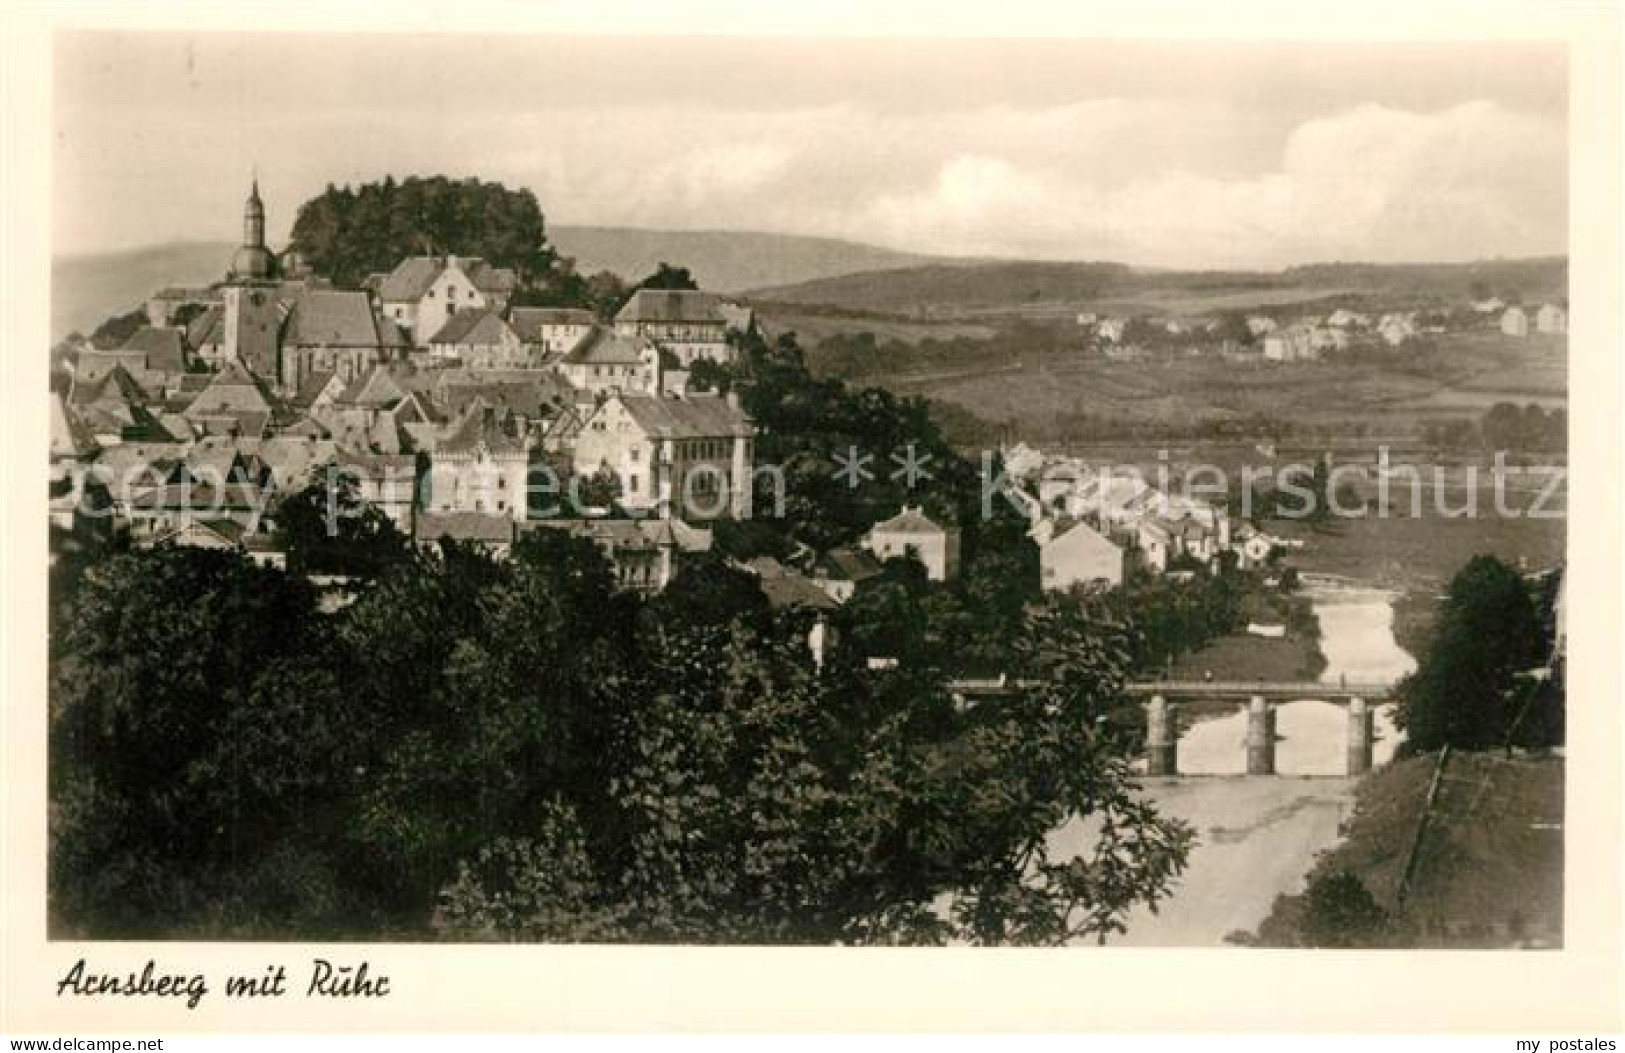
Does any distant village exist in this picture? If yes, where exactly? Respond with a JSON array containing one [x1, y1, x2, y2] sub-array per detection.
[[1075, 293, 1566, 363]]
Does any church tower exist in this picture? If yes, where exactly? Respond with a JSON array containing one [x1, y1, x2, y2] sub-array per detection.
[[229, 175, 275, 282]]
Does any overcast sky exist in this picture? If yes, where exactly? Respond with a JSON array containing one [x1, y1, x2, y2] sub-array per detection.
[[54, 32, 1567, 268]]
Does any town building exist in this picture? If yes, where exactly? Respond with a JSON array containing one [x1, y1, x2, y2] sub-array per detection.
[[1535, 303, 1568, 335], [865, 505, 961, 582], [333, 451, 421, 534], [1032, 518, 1124, 591], [370, 255, 519, 345], [1325, 309, 1370, 329], [556, 327, 662, 396], [810, 546, 883, 603], [421, 399, 535, 521], [1501, 306, 1530, 336], [1377, 313, 1418, 347], [613, 289, 737, 366], [521, 517, 714, 593], [571, 391, 755, 519], [279, 288, 407, 393], [425, 308, 525, 366], [181, 360, 280, 439], [510, 307, 596, 357], [415, 511, 516, 560], [123, 447, 275, 540]]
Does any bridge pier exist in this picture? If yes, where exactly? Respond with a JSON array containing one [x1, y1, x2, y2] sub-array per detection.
[[1346, 697, 1374, 776], [1246, 695, 1275, 775], [1146, 694, 1177, 776]]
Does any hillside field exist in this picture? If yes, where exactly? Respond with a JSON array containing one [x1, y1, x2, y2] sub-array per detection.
[[862, 332, 1567, 438]]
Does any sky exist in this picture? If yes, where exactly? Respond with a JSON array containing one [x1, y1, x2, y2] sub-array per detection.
[[53, 32, 1568, 269]]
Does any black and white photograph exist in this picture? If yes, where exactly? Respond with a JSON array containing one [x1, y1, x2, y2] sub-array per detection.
[[7, 2, 1624, 1036]]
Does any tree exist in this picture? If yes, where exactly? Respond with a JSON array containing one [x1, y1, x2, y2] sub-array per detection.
[[88, 307, 148, 350], [1298, 870, 1387, 948], [633, 262, 699, 292], [1211, 310, 1254, 346], [1397, 555, 1544, 752], [435, 815, 626, 942], [287, 176, 560, 289], [272, 469, 410, 579], [573, 464, 623, 513], [49, 547, 358, 937]]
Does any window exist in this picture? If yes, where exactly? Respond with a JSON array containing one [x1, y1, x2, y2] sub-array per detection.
[[629, 474, 639, 493]]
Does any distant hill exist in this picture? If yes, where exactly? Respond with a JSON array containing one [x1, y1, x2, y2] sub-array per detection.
[[49, 229, 940, 340], [52, 241, 233, 340], [52, 232, 1567, 344], [547, 226, 943, 294], [747, 257, 1569, 317], [747, 261, 1137, 314]]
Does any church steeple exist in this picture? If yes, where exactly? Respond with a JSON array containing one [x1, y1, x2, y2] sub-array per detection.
[[230, 171, 274, 282]]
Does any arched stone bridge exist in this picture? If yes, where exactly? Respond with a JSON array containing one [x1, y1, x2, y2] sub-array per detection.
[[947, 677, 1400, 778], [1130, 679, 1399, 778]]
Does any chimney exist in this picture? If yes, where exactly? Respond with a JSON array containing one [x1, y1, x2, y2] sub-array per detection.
[[726, 390, 740, 410]]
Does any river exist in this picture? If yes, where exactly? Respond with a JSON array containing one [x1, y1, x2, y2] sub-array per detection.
[[1050, 580, 1418, 945]]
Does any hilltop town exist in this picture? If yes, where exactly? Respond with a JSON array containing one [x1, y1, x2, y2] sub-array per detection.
[[48, 179, 1303, 603]]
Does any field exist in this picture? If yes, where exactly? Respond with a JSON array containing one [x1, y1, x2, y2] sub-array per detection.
[[1273, 514, 1565, 593], [1167, 632, 1325, 684], [748, 256, 1567, 319], [870, 331, 1567, 437]]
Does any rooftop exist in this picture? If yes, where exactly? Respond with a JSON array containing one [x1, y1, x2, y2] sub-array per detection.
[[615, 288, 728, 325], [613, 393, 753, 439], [871, 504, 949, 537]]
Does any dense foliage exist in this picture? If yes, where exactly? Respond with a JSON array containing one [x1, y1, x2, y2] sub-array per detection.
[[88, 307, 149, 350], [1421, 403, 1568, 455], [272, 470, 412, 579], [1396, 555, 1558, 753], [50, 533, 1189, 943], [1242, 868, 1389, 948], [288, 176, 561, 291]]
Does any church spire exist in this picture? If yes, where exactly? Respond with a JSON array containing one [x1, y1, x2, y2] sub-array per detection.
[[230, 171, 274, 281]]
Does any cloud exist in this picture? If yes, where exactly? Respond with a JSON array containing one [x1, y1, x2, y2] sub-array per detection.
[[817, 100, 1566, 266], [56, 94, 1565, 268]]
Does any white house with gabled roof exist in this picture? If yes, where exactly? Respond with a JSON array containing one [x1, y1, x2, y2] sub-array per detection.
[[865, 504, 960, 582]]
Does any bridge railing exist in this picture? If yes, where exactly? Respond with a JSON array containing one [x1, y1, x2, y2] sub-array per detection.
[[944, 677, 1397, 699], [1123, 680, 1397, 698]]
